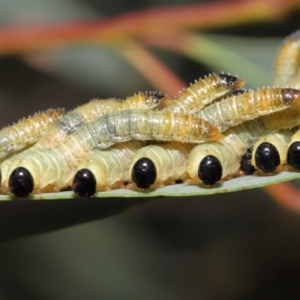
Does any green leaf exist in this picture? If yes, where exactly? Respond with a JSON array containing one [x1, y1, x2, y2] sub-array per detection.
[[0, 171, 299, 201]]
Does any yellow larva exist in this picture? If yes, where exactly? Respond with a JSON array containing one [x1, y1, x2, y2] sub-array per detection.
[[159, 73, 244, 114], [186, 109, 300, 186], [34, 91, 166, 149], [0, 109, 65, 162], [251, 130, 292, 173], [6, 110, 222, 197], [273, 30, 300, 88], [128, 142, 193, 189], [0, 92, 167, 188], [196, 87, 300, 132], [72, 141, 142, 197]]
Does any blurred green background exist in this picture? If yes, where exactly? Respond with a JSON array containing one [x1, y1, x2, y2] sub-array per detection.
[[0, 0, 300, 299]]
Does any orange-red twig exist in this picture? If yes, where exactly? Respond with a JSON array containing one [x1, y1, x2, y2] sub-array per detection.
[[0, 0, 297, 55]]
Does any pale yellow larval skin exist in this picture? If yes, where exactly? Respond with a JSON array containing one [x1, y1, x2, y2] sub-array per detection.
[[128, 142, 193, 188], [273, 30, 300, 88], [0, 92, 167, 189], [0, 109, 65, 162], [4, 110, 222, 193], [251, 130, 293, 170], [196, 87, 300, 132], [74, 141, 142, 191], [186, 116, 297, 184], [160, 73, 244, 114], [287, 128, 300, 150], [33, 92, 166, 149]]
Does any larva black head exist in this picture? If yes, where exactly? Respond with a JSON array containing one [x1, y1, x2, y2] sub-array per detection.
[[218, 74, 239, 88], [281, 88, 300, 104], [198, 155, 222, 185], [254, 142, 280, 173], [229, 89, 248, 96], [240, 149, 255, 175], [72, 169, 97, 198], [287, 142, 300, 170], [9, 167, 34, 198], [131, 157, 157, 189]]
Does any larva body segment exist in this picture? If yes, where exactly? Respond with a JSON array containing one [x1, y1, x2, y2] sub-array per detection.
[[0, 92, 166, 189], [0, 109, 65, 162], [129, 142, 193, 189], [6, 110, 222, 196], [274, 30, 300, 88], [72, 141, 142, 197], [160, 73, 244, 114], [34, 92, 165, 149], [251, 130, 292, 173], [196, 87, 300, 132], [186, 119, 271, 184]]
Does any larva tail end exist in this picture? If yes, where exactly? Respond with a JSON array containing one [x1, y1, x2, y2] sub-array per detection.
[[8, 167, 34, 198]]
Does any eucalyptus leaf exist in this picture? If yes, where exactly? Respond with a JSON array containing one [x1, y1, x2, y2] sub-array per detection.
[[0, 171, 299, 201]]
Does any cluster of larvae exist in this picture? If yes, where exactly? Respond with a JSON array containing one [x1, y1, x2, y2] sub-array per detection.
[[1, 30, 300, 199]]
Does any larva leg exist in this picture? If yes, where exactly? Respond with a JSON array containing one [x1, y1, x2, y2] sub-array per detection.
[[274, 30, 300, 88], [6, 110, 222, 197], [72, 141, 142, 197], [160, 73, 244, 114], [251, 130, 292, 174], [0, 109, 65, 162], [196, 87, 300, 132], [128, 142, 193, 189]]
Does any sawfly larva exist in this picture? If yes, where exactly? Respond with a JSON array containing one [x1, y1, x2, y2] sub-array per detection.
[[6, 110, 222, 197], [196, 87, 300, 131], [251, 130, 292, 174], [159, 73, 244, 113], [274, 30, 300, 88], [0, 109, 65, 162], [34, 91, 166, 149], [0, 91, 167, 189], [129, 142, 193, 189], [72, 141, 142, 197], [185, 108, 300, 186]]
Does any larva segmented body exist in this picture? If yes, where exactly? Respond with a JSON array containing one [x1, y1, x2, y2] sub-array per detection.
[[0, 92, 166, 189], [273, 30, 300, 88], [34, 91, 165, 149], [6, 110, 222, 196], [72, 141, 142, 197], [0, 109, 65, 162], [129, 142, 193, 189], [196, 87, 300, 132], [160, 73, 244, 114], [251, 130, 292, 173]]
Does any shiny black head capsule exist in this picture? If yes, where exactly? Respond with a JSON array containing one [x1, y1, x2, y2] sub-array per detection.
[[9, 167, 34, 198], [229, 89, 248, 96], [255, 142, 280, 173], [131, 157, 156, 189], [240, 148, 255, 175], [218, 73, 239, 87], [287, 142, 300, 170], [198, 155, 222, 185], [72, 168, 97, 198]]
